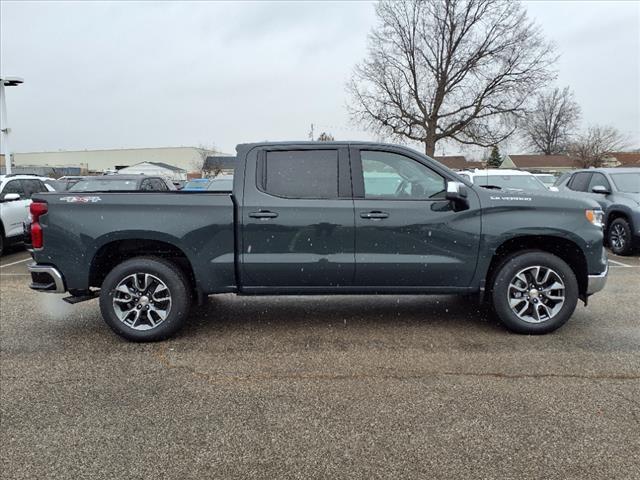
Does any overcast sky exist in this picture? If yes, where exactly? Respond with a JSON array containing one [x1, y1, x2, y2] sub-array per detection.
[[1, 0, 639, 156]]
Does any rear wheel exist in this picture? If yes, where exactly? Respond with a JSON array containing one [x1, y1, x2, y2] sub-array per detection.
[[608, 217, 633, 256], [99, 256, 192, 341], [491, 251, 578, 334]]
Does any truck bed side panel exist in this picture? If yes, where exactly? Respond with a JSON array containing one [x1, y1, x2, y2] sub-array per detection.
[[32, 192, 235, 294]]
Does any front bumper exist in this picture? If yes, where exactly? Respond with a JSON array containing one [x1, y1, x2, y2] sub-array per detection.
[[586, 262, 608, 295], [27, 262, 66, 293]]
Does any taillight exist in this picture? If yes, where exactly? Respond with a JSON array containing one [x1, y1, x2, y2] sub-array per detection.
[[30, 201, 48, 248]]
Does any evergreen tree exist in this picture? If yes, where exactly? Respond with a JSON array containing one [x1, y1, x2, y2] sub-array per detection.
[[487, 146, 502, 168]]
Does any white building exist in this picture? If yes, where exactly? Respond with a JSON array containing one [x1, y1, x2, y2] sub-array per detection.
[[13, 146, 219, 174]]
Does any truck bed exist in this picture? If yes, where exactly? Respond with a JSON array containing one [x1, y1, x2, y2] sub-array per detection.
[[32, 191, 236, 293]]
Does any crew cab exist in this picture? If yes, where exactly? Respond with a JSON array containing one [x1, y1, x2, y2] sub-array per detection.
[[26, 142, 608, 341]]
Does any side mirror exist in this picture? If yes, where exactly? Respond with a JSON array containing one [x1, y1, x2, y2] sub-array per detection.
[[3, 193, 21, 202], [549, 186, 559, 192], [591, 185, 610, 195], [446, 181, 469, 210]]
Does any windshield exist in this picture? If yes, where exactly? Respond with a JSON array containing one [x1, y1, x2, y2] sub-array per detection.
[[473, 174, 547, 191], [183, 180, 209, 190], [535, 175, 556, 186], [610, 173, 640, 193], [207, 179, 233, 191], [69, 179, 140, 191]]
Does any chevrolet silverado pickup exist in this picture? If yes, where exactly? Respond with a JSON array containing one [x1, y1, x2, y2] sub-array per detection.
[[27, 142, 608, 341]]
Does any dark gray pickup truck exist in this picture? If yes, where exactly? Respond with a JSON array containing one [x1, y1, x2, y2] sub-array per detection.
[[27, 142, 608, 341]]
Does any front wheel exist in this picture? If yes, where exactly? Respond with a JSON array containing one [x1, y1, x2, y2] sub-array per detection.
[[491, 251, 578, 334], [99, 257, 192, 341], [608, 217, 633, 256]]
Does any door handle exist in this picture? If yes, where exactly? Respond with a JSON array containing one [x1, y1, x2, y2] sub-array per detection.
[[249, 210, 279, 219], [360, 211, 389, 219]]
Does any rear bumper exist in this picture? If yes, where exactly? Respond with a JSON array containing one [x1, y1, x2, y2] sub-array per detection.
[[586, 263, 608, 295], [27, 262, 66, 293]]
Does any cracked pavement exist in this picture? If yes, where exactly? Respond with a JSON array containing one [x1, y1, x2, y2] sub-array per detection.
[[1, 249, 639, 479]]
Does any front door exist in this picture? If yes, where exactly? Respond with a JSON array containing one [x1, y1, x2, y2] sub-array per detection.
[[241, 147, 355, 289], [351, 148, 481, 288]]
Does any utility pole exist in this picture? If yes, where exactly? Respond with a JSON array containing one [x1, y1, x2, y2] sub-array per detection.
[[0, 76, 24, 175]]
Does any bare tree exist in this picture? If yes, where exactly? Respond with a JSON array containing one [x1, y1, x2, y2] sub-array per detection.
[[569, 126, 627, 168], [317, 132, 335, 141], [347, 0, 556, 156], [523, 86, 581, 155]]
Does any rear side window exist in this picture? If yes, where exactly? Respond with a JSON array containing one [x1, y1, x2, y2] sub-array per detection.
[[1, 180, 26, 197], [150, 178, 168, 191], [568, 172, 592, 192], [259, 150, 338, 199], [21, 179, 47, 198]]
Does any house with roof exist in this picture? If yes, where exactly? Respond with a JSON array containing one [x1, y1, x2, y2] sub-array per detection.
[[117, 161, 187, 182], [500, 154, 581, 173], [607, 152, 640, 167]]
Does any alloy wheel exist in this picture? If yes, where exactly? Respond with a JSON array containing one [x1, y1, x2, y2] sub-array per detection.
[[507, 266, 565, 324], [610, 224, 627, 251], [112, 273, 172, 330]]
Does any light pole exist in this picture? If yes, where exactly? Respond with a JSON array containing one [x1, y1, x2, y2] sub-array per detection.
[[0, 76, 24, 175]]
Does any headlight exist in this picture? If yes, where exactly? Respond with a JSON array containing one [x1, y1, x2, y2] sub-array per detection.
[[585, 209, 604, 228]]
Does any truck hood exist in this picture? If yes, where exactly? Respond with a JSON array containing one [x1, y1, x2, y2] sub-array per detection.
[[477, 187, 601, 210]]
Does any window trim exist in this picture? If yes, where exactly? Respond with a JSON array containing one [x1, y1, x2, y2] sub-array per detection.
[[255, 147, 351, 200], [350, 147, 449, 201]]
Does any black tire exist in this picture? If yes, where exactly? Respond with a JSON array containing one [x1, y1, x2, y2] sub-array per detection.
[[491, 251, 578, 335], [99, 256, 192, 342], [607, 217, 634, 256], [0, 233, 4, 257]]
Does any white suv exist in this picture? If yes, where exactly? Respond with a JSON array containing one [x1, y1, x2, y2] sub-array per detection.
[[0, 175, 55, 255], [457, 168, 548, 192]]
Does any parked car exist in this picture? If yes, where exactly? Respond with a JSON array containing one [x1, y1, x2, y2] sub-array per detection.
[[182, 175, 234, 192], [457, 169, 548, 192], [68, 175, 176, 192], [0, 174, 55, 255], [554, 167, 640, 255], [26, 142, 607, 341], [533, 173, 558, 189], [57, 176, 86, 191]]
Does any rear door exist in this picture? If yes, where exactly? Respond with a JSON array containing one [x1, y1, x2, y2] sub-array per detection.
[[241, 146, 355, 288], [351, 148, 481, 288]]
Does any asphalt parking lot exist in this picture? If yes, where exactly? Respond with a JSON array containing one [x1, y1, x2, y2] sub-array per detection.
[[1, 248, 639, 479]]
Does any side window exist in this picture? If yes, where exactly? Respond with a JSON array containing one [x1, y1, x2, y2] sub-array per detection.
[[1, 180, 26, 197], [360, 151, 446, 200], [21, 179, 46, 198], [568, 172, 592, 192], [587, 173, 611, 192], [149, 178, 168, 191], [259, 150, 338, 199]]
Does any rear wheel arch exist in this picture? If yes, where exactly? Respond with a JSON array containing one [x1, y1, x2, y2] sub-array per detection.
[[89, 239, 198, 295]]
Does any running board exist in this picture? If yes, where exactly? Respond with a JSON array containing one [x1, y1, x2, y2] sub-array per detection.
[[63, 290, 100, 304]]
